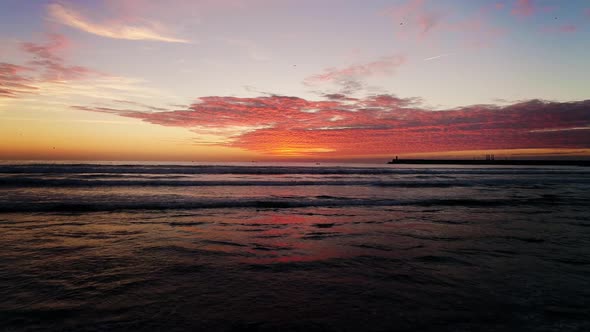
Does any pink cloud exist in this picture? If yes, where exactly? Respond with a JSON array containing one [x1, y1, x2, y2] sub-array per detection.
[[0, 34, 99, 99], [557, 25, 577, 33], [383, 1, 507, 49], [21, 33, 69, 60], [303, 55, 406, 94], [74, 95, 590, 157], [384, 0, 442, 39], [20, 34, 98, 81], [0, 63, 37, 98], [542, 24, 578, 34], [512, 0, 535, 17], [305, 56, 406, 84]]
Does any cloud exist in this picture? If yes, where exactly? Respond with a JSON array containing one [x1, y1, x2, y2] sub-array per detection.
[[47, 3, 190, 43], [0, 63, 38, 98], [305, 56, 406, 84], [0, 34, 99, 99], [323, 93, 358, 101], [558, 25, 577, 33], [543, 24, 577, 33], [512, 0, 535, 17], [383, 1, 506, 49], [21, 34, 98, 81], [384, 0, 441, 39], [74, 94, 590, 157], [1, 34, 175, 106], [21, 33, 69, 59], [304, 55, 405, 94], [424, 53, 452, 61], [112, 99, 168, 112]]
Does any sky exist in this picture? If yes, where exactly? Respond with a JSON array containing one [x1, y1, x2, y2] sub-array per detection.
[[1, 0, 589, 162]]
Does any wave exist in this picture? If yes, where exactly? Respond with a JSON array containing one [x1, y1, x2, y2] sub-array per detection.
[[0, 196, 571, 213], [1, 177, 587, 188], [1, 164, 589, 176]]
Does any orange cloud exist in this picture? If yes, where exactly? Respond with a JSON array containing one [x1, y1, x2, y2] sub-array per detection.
[[47, 3, 190, 43], [74, 95, 590, 158]]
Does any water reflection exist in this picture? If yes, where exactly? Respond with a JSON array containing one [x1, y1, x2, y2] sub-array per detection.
[[2, 203, 590, 331]]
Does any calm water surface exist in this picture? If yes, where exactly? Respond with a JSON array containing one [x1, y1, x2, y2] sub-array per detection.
[[1, 162, 589, 331]]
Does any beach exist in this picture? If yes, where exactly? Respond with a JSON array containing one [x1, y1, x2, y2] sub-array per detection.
[[1, 162, 589, 331]]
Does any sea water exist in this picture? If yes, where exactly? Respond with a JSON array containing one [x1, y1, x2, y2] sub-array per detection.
[[1, 162, 589, 331]]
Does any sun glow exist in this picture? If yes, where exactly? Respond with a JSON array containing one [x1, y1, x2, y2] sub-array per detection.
[[271, 147, 336, 157]]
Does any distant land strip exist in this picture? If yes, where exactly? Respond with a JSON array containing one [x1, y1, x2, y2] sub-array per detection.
[[387, 159, 590, 166]]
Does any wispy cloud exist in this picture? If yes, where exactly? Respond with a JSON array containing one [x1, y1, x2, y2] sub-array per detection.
[[543, 24, 578, 33], [424, 53, 452, 61], [512, 0, 535, 17], [559, 25, 577, 33], [21, 33, 99, 81], [305, 56, 406, 83], [1, 34, 99, 99], [47, 3, 190, 43], [384, 0, 441, 39], [111, 99, 168, 112], [383, 1, 506, 49], [1, 34, 176, 109], [0, 63, 37, 98], [304, 55, 405, 94]]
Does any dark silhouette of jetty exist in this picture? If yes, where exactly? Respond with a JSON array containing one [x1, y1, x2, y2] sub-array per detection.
[[387, 157, 590, 167]]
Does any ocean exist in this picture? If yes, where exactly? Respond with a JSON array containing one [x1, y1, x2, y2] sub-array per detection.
[[1, 162, 589, 331]]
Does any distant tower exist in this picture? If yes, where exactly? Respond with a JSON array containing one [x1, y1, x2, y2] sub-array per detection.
[[395, 156, 398, 160]]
